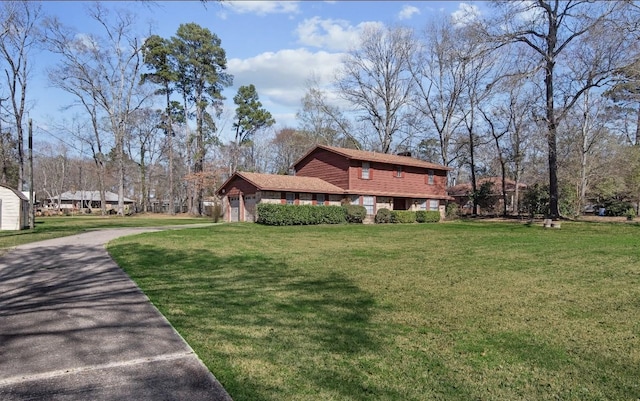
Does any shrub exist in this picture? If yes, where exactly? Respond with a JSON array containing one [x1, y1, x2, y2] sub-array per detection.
[[422, 210, 441, 223], [470, 181, 497, 214], [375, 208, 392, 224], [343, 205, 367, 224], [522, 183, 549, 217], [601, 199, 634, 217], [625, 208, 636, 221], [212, 204, 222, 223], [256, 203, 347, 226], [445, 203, 459, 220], [391, 210, 416, 224]]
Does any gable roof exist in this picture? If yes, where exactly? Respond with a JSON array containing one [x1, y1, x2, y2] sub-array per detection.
[[294, 145, 452, 171], [218, 171, 345, 195], [54, 191, 135, 203], [0, 183, 28, 201]]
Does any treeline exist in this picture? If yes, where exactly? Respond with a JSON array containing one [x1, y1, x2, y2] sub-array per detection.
[[2, 2, 640, 217]]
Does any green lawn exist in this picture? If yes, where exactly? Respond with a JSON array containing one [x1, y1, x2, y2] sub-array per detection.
[[108, 221, 640, 401], [0, 214, 211, 250]]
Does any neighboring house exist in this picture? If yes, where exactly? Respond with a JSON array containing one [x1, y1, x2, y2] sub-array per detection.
[[44, 191, 135, 211], [448, 177, 527, 215], [0, 184, 29, 230], [217, 145, 452, 222]]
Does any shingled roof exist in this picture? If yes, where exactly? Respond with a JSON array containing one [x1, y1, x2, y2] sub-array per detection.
[[223, 171, 345, 194], [295, 145, 452, 171]]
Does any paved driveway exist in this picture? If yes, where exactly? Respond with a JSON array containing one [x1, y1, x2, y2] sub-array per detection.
[[0, 228, 232, 400]]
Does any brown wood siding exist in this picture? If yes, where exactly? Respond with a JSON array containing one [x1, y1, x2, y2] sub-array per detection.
[[295, 149, 350, 189], [349, 162, 448, 196], [223, 176, 258, 196]]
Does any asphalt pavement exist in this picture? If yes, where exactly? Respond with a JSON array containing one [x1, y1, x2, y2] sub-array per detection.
[[0, 228, 233, 401]]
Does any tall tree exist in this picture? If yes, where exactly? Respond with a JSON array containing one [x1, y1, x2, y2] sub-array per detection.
[[605, 59, 640, 146], [230, 84, 274, 173], [337, 25, 415, 153], [141, 34, 178, 214], [171, 23, 232, 215], [0, 1, 42, 191], [488, 0, 637, 219], [46, 3, 148, 215], [126, 108, 164, 213], [409, 18, 468, 170]]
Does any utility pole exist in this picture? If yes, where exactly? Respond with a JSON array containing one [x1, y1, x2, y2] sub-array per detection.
[[28, 119, 34, 229], [0, 97, 6, 183]]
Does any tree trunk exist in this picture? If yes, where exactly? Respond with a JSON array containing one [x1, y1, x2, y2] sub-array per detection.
[[166, 90, 175, 215], [545, 31, 560, 219]]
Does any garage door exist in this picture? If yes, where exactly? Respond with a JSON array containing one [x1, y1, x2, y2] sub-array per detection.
[[244, 195, 256, 222]]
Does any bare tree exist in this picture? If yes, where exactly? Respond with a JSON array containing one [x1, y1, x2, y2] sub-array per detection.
[[409, 18, 468, 170], [126, 108, 164, 212], [45, 3, 148, 215], [34, 143, 69, 211], [337, 25, 415, 153], [487, 0, 637, 219], [297, 81, 358, 148], [0, 1, 42, 191], [269, 128, 315, 174]]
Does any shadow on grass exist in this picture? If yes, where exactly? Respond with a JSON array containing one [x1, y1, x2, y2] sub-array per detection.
[[110, 242, 407, 401]]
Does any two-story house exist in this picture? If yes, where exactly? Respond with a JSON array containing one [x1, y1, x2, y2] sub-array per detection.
[[217, 144, 452, 222]]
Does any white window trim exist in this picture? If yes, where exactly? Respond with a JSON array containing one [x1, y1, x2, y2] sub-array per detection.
[[362, 162, 370, 179]]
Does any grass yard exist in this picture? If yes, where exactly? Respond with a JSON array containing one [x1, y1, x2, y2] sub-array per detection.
[[108, 221, 640, 401], [0, 214, 210, 250]]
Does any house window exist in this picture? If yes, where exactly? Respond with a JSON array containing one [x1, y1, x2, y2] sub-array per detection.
[[417, 199, 427, 210], [428, 170, 434, 185], [362, 162, 370, 179], [286, 192, 295, 205], [395, 166, 403, 178], [429, 200, 439, 211], [316, 194, 325, 205], [363, 196, 375, 215], [350, 195, 360, 205]]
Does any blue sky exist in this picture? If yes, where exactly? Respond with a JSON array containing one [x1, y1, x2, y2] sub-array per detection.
[[32, 1, 486, 143]]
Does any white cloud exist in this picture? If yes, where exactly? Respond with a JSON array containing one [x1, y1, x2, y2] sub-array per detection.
[[72, 33, 99, 52], [513, 1, 544, 24], [451, 3, 481, 27], [228, 48, 344, 109], [295, 17, 383, 52], [398, 5, 420, 21], [223, 1, 300, 16]]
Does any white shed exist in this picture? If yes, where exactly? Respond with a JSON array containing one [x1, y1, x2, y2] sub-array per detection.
[[0, 184, 29, 230]]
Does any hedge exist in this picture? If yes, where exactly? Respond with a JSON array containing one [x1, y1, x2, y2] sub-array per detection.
[[417, 210, 440, 223], [391, 210, 416, 224], [256, 203, 347, 226]]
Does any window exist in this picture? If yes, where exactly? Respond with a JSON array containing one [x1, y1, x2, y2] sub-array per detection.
[[363, 196, 375, 215], [428, 169, 434, 185], [316, 194, 325, 206], [286, 192, 295, 205], [429, 200, 439, 211], [395, 166, 403, 178], [417, 199, 427, 210], [362, 162, 370, 179], [350, 195, 360, 205]]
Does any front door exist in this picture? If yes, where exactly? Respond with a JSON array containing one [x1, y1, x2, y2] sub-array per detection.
[[393, 198, 408, 210]]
